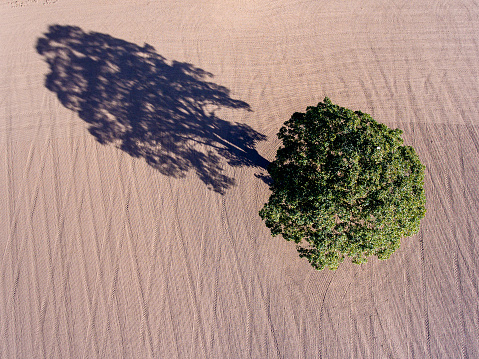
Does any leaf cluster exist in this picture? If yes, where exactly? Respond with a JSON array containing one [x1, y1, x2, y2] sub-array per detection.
[[259, 98, 426, 270]]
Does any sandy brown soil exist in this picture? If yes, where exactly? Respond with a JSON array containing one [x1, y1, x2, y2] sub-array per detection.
[[1, 0, 479, 357]]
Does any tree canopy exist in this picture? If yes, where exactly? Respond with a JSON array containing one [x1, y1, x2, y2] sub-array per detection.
[[259, 97, 426, 270]]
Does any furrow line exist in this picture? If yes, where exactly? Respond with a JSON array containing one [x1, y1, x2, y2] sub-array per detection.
[[169, 178, 208, 359], [318, 275, 333, 359], [0, 134, 51, 355], [419, 233, 431, 359], [48, 130, 82, 358], [254, 273, 281, 359], [81, 140, 122, 357], [128, 160, 157, 357], [118, 156, 154, 359], [220, 196, 254, 354], [454, 252, 468, 359]]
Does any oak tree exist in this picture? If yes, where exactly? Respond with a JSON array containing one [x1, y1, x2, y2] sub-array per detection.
[[259, 98, 426, 270]]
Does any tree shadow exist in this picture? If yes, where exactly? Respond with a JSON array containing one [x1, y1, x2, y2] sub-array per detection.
[[36, 25, 269, 194]]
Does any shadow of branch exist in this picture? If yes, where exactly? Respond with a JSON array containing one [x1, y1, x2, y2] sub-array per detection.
[[37, 25, 269, 194]]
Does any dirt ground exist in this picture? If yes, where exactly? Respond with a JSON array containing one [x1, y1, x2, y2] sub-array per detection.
[[1, 0, 479, 357]]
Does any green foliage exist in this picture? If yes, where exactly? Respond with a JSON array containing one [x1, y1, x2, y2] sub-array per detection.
[[259, 98, 426, 270]]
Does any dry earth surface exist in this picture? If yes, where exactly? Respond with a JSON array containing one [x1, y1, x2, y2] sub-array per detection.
[[1, 0, 479, 357]]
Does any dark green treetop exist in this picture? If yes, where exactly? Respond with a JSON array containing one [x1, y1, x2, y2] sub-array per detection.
[[259, 97, 426, 270]]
